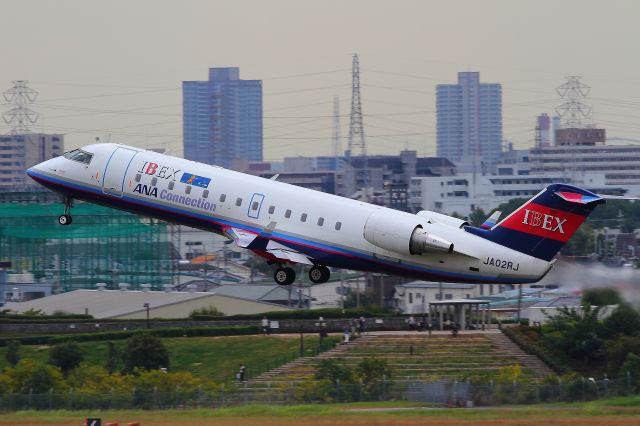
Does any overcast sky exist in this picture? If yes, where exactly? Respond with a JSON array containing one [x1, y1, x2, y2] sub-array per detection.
[[2, 0, 640, 160]]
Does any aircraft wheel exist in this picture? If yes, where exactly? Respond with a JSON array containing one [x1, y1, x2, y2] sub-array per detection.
[[58, 214, 72, 226], [274, 267, 296, 285], [309, 265, 330, 284]]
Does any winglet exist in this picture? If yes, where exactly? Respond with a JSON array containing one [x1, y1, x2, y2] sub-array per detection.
[[480, 210, 502, 229]]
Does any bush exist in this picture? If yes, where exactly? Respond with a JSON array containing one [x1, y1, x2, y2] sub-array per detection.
[[5, 340, 20, 367], [122, 334, 170, 373], [48, 341, 84, 375]]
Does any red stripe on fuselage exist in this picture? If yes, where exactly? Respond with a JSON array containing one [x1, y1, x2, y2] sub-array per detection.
[[498, 202, 586, 243]]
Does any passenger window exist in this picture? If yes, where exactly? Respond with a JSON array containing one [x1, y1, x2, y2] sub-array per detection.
[[235, 197, 242, 206], [285, 209, 291, 218], [317, 217, 324, 226], [203, 190, 209, 198], [219, 194, 226, 202], [300, 213, 307, 222], [335, 221, 342, 230], [151, 177, 157, 186], [135, 173, 141, 182], [168, 181, 174, 190], [185, 186, 192, 194], [268, 205, 275, 214], [252, 201, 259, 211]]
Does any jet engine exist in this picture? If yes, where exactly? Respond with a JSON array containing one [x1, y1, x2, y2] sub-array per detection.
[[363, 210, 454, 256]]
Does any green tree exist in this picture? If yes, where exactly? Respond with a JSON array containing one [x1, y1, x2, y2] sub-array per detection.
[[604, 335, 640, 377], [604, 303, 640, 337], [122, 334, 170, 373], [0, 359, 66, 394], [560, 225, 594, 256], [620, 353, 640, 387], [543, 305, 607, 369], [5, 340, 20, 367], [356, 357, 392, 385], [582, 288, 622, 307], [468, 208, 487, 227], [48, 341, 84, 375], [314, 358, 356, 384], [105, 341, 120, 373]]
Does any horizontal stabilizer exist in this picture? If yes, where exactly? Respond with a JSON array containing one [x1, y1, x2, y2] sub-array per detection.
[[555, 191, 604, 205], [480, 210, 502, 229]]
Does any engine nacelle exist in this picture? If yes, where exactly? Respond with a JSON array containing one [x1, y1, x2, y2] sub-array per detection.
[[363, 210, 454, 256], [416, 210, 468, 229]]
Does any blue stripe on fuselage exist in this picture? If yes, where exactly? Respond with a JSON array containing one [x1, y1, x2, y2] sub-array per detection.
[[27, 170, 538, 284]]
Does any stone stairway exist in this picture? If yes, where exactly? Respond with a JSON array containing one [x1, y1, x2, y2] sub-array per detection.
[[247, 331, 555, 388], [487, 331, 555, 378]]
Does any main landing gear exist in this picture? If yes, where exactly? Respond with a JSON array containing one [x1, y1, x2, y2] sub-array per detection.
[[309, 265, 330, 284], [273, 266, 296, 286], [58, 198, 73, 226], [273, 264, 331, 286]]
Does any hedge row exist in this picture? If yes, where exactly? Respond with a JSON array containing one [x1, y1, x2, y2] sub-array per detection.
[[502, 326, 568, 375], [192, 307, 394, 321], [0, 325, 260, 347]]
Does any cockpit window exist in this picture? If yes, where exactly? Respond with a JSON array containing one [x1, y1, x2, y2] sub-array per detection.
[[64, 149, 93, 165]]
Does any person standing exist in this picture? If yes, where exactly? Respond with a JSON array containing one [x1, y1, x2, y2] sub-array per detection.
[[261, 316, 269, 335], [237, 364, 246, 381]]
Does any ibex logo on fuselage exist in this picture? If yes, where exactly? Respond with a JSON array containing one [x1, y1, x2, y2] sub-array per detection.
[[138, 162, 181, 181], [522, 209, 566, 234]]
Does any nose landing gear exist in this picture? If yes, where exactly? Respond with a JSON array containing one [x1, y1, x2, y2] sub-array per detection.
[[58, 198, 73, 226]]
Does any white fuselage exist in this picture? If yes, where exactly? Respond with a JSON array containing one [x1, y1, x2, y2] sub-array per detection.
[[28, 143, 553, 284]]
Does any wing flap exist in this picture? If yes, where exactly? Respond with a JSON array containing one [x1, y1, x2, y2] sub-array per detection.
[[266, 240, 314, 265]]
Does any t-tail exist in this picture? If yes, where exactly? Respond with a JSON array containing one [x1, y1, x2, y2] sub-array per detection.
[[465, 184, 606, 261]]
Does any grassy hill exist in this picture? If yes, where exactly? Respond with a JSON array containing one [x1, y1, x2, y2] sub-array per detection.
[[0, 335, 338, 383]]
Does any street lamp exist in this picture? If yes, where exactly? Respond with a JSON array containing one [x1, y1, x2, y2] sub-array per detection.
[[143, 303, 150, 329]]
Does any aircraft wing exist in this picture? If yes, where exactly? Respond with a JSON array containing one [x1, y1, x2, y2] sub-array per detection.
[[265, 240, 314, 265]]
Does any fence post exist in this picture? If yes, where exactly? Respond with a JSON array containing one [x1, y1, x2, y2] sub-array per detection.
[[336, 378, 340, 403], [382, 374, 387, 401], [581, 377, 585, 401], [48, 388, 53, 410], [359, 379, 363, 402], [536, 380, 540, 404], [627, 371, 632, 396]]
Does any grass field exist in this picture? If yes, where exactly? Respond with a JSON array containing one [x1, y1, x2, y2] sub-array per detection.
[[0, 335, 338, 382], [1, 398, 640, 426]]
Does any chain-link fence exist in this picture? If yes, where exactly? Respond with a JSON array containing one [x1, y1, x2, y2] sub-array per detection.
[[0, 376, 636, 411]]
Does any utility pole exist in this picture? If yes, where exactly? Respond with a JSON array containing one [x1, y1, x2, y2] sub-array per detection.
[[332, 95, 341, 164], [348, 54, 368, 199], [555, 76, 592, 184], [3, 80, 39, 134]]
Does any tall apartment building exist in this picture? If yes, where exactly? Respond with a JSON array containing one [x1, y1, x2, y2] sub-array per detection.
[[0, 133, 63, 192], [436, 72, 502, 174], [183, 68, 262, 168]]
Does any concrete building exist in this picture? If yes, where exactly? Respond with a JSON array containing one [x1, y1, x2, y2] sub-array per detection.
[[183, 67, 262, 168], [530, 141, 640, 194], [393, 281, 486, 314], [0, 133, 63, 192], [437, 72, 502, 174], [4, 288, 293, 319], [409, 172, 572, 217]]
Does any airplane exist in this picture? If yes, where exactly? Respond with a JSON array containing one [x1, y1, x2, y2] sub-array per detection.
[[26, 143, 619, 286]]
